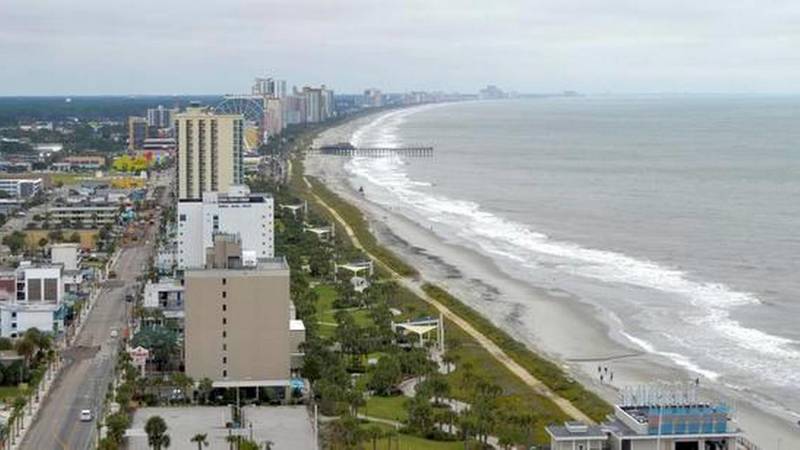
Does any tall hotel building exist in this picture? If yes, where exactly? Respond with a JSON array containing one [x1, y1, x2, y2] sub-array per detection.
[[175, 105, 244, 200]]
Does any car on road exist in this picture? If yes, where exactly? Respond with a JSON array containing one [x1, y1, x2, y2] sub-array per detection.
[[110, 329, 119, 338], [79, 409, 93, 422]]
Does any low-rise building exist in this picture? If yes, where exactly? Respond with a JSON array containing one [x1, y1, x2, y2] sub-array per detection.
[[0, 263, 64, 337], [61, 155, 106, 170], [47, 203, 119, 226], [0, 177, 42, 198], [547, 387, 742, 450]]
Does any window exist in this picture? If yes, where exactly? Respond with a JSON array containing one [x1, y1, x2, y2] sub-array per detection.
[[222, 343, 227, 351], [179, 214, 186, 221], [222, 331, 226, 338], [222, 278, 226, 285], [222, 357, 227, 364], [222, 291, 226, 299], [223, 370, 227, 377], [222, 304, 227, 312], [222, 318, 227, 325]]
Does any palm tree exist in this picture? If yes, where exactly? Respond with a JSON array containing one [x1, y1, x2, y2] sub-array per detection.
[[145, 415, 171, 450], [189, 433, 208, 450], [365, 425, 383, 450], [14, 338, 35, 368]]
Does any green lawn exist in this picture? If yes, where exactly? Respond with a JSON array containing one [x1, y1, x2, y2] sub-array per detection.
[[314, 283, 374, 330], [359, 422, 463, 450], [364, 395, 408, 423], [0, 386, 22, 402]]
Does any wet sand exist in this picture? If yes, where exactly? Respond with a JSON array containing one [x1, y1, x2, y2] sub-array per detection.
[[304, 111, 800, 449]]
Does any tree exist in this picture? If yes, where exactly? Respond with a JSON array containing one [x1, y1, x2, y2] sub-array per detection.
[[405, 393, 435, 436], [68, 232, 81, 243], [106, 413, 130, 445], [37, 237, 48, 248], [132, 328, 179, 371], [365, 425, 383, 450], [144, 416, 170, 450], [198, 377, 213, 405], [367, 355, 402, 396], [327, 415, 364, 450], [190, 433, 209, 450], [2, 231, 26, 254]]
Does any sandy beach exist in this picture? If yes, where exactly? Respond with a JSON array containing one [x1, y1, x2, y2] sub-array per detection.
[[304, 109, 800, 449]]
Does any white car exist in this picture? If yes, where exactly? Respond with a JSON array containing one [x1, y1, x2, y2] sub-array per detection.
[[80, 409, 93, 422]]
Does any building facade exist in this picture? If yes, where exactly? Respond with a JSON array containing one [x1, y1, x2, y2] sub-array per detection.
[[0, 264, 64, 337], [175, 105, 244, 200], [128, 116, 149, 150], [0, 178, 42, 199], [184, 236, 296, 387], [177, 185, 273, 269], [146, 105, 177, 129]]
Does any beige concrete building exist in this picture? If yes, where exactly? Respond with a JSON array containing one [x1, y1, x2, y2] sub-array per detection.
[[184, 235, 300, 388], [175, 105, 244, 200]]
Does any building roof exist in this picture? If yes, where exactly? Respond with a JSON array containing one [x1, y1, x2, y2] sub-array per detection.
[[290, 320, 305, 331], [546, 422, 608, 440]]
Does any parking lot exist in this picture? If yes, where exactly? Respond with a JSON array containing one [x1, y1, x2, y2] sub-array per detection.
[[127, 406, 316, 450]]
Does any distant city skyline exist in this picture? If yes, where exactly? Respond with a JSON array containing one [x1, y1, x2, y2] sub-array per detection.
[[3, 0, 800, 95]]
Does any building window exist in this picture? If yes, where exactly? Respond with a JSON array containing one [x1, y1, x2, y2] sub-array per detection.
[[222, 343, 227, 351], [222, 304, 227, 312], [222, 278, 226, 285], [222, 357, 227, 364], [222, 291, 226, 298], [223, 370, 227, 377], [179, 214, 186, 221], [222, 331, 226, 338], [222, 317, 227, 325]]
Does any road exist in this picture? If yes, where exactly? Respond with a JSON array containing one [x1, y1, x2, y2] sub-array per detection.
[[21, 243, 151, 450], [22, 169, 171, 450]]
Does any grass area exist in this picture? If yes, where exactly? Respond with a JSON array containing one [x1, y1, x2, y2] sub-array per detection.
[[423, 284, 612, 422], [364, 395, 409, 423], [313, 283, 375, 337], [359, 422, 463, 450], [0, 386, 22, 402], [24, 229, 98, 249], [306, 175, 418, 278]]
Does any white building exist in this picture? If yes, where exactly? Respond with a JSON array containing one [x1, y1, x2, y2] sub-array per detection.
[[177, 185, 273, 269], [0, 178, 42, 199], [0, 263, 64, 337], [51, 243, 81, 271]]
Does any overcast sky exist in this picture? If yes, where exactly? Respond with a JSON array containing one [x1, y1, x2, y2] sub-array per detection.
[[2, 0, 800, 95]]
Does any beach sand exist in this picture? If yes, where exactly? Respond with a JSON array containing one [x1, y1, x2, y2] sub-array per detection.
[[304, 112, 800, 449]]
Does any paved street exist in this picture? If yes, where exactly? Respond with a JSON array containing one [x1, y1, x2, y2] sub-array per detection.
[[21, 242, 150, 450], [21, 170, 170, 450]]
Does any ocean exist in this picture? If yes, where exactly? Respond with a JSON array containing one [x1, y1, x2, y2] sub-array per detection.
[[341, 96, 800, 430]]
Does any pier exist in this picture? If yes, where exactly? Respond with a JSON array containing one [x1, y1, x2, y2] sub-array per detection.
[[310, 143, 434, 157]]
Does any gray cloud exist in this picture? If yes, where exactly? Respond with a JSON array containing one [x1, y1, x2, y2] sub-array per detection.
[[1, 0, 800, 94]]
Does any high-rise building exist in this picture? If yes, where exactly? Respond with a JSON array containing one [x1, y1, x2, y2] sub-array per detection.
[[184, 234, 303, 388], [177, 185, 274, 269], [147, 105, 177, 129], [175, 105, 244, 200], [364, 88, 384, 107], [264, 98, 283, 138], [128, 116, 148, 150]]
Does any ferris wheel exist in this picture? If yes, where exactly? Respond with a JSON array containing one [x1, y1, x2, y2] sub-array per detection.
[[214, 95, 265, 151]]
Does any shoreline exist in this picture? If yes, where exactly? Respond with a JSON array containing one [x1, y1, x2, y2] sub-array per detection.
[[303, 105, 800, 449]]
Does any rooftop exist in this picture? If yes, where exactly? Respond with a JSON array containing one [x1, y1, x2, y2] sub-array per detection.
[[546, 422, 607, 440]]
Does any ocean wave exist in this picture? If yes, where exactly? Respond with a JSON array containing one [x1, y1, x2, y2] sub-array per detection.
[[345, 106, 800, 391]]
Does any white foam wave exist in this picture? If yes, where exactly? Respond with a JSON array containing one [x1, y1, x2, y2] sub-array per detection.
[[345, 105, 800, 392]]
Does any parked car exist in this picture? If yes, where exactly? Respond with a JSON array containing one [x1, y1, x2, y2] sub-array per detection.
[[80, 409, 93, 422]]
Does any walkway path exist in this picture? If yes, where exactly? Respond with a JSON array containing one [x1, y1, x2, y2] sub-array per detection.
[[303, 175, 594, 424]]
